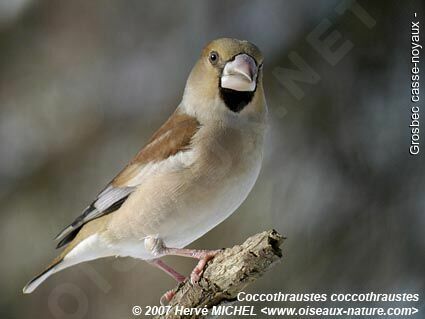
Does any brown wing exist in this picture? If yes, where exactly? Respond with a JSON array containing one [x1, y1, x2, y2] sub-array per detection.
[[112, 110, 200, 186], [55, 109, 200, 248]]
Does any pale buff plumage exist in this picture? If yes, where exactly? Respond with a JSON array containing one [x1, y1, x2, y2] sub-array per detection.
[[23, 38, 267, 294]]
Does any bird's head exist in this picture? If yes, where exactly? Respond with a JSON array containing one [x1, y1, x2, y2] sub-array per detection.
[[183, 38, 266, 120]]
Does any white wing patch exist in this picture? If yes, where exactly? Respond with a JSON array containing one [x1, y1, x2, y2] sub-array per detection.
[[94, 186, 134, 211], [124, 149, 196, 187]]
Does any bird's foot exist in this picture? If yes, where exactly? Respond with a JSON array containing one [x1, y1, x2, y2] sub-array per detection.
[[160, 289, 176, 306], [189, 249, 221, 284], [145, 239, 222, 285]]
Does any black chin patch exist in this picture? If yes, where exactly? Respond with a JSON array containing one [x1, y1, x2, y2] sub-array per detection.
[[219, 88, 254, 113]]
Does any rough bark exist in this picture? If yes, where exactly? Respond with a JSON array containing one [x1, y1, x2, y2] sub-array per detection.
[[156, 229, 284, 319]]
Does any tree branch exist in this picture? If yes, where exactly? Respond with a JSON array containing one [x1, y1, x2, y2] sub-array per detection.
[[156, 229, 284, 319]]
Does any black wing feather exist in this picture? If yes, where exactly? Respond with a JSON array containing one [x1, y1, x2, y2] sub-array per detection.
[[55, 193, 131, 249]]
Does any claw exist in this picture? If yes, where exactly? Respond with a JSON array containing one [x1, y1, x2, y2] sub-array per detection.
[[160, 289, 176, 306], [190, 266, 203, 285]]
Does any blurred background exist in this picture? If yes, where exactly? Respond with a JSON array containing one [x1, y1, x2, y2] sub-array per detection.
[[0, 0, 424, 318]]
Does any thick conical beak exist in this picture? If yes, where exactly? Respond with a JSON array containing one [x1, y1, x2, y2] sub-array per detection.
[[221, 54, 257, 92]]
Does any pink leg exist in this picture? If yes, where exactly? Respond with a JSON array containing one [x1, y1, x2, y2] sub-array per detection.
[[147, 259, 186, 283], [164, 248, 221, 284], [147, 259, 186, 305], [143, 237, 221, 285]]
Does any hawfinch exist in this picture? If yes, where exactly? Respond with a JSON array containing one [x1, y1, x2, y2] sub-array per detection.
[[23, 38, 267, 301]]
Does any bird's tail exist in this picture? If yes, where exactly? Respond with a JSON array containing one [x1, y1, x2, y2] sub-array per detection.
[[23, 255, 65, 294], [23, 219, 111, 294], [22, 236, 82, 294]]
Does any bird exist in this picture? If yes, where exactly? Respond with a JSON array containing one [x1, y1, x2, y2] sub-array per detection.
[[23, 38, 267, 302]]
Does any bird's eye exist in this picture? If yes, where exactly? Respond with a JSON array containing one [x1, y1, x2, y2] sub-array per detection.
[[209, 51, 219, 65]]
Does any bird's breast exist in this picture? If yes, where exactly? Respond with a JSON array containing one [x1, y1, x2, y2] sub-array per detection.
[[158, 122, 264, 247]]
